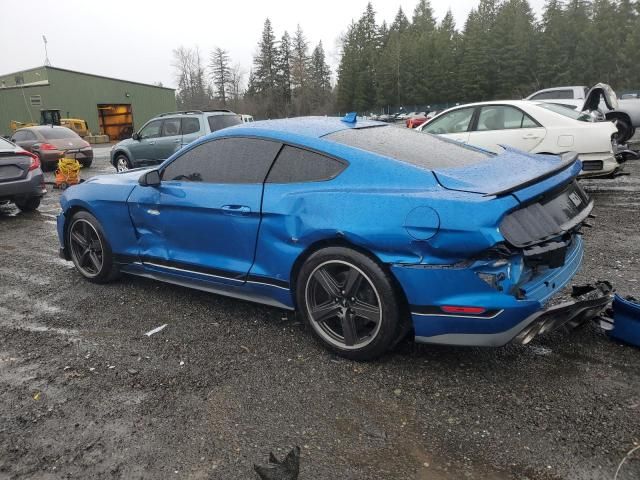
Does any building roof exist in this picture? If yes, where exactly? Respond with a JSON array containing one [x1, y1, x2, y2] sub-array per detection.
[[0, 66, 174, 91]]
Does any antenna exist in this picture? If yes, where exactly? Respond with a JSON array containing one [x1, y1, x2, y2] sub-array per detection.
[[42, 35, 51, 66]]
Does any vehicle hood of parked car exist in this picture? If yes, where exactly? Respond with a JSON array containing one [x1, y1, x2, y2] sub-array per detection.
[[433, 147, 582, 201]]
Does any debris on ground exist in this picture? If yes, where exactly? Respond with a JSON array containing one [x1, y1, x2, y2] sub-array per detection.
[[254, 447, 300, 480], [144, 324, 168, 337]]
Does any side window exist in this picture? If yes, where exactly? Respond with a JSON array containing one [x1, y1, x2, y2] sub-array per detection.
[[12, 131, 27, 142], [161, 118, 181, 137], [266, 145, 347, 184], [423, 108, 475, 135], [476, 106, 538, 131], [531, 90, 574, 100], [162, 137, 281, 184], [139, 120, 162, 139], [181, 117, 201, 135]]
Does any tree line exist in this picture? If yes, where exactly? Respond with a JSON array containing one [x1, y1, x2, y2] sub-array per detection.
[[173, 0, 640, 118], [337, 0, 640, 113], [172, 20, 332, 118]]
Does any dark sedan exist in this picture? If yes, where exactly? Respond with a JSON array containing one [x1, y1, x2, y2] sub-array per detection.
[[11, 126, 93, 171], [0, 137, 46, 211]]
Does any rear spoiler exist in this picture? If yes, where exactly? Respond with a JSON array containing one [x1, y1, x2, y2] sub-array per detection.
[[485, 151, 579, 197]]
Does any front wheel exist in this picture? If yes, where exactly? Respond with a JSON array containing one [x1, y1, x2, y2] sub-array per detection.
[[114, 154, 131, 172], [67, 211, 119, 283], [296, 247, 405, 361]]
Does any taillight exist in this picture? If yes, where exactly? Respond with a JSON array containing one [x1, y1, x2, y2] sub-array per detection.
[[22, 150, 40, 171], [40, 143, 57, 151]]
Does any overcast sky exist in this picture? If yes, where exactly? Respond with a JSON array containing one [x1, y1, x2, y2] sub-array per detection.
[[0, 0, 546, 89]]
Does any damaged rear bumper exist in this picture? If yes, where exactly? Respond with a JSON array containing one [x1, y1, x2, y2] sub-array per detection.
[[412, 283, 611, 347], [394, 235, 612, 347], [513, 282, 612, 344]]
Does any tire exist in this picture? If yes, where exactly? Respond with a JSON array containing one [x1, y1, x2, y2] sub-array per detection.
[[80, 159, 92, 168], [15, 196, 41, 212], [295, 246, 404, 361], [613, 117, 634, 144], [36, 153, 53, 172], [114, 154, 131, 172], [66, 211, 119, 283]]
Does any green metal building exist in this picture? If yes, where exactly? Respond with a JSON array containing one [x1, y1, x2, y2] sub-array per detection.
[[0, 66, 176, 139]]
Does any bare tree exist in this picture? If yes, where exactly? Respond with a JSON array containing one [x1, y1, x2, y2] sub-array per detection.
[[172, 46, 210, 109], [227, 63, 245, 109]]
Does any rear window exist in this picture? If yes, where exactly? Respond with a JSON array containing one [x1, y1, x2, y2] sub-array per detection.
[[267, 146, 346, 183], [40, 127, 78, 140], [535, 102, 592, 122], [0, 137, 14, 149], [207, 114, 242, 132], [325, 126, 491, 169]]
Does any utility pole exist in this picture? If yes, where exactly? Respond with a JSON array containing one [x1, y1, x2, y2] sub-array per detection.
[[43, 35, 51, 66]]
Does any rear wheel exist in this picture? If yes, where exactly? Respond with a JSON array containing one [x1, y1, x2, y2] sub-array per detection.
[[15, 196, 41, 212], [115, 154, 131, 172], [80, 159, 92, 168], [612, 117, 634, 144], [67, 211, 119, 283], [296, 247, 404, 361]]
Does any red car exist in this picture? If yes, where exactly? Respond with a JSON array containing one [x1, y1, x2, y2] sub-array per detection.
[[10, 126, 93, 171], [407, 111, 441, 129]]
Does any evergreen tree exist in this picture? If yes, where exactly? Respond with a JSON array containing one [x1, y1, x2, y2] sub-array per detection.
[[309, 41, 333, 113], [251, 18, 279, 117], [209, 47, 231, 106], [275, 31, 292, 115], [458, 0, 499, 101], [431, 10, 459, 103], [538, 0, 569, 87], [291, 25, 311, 115], [336, 23, 359, 112], [492, 0, 538, 98]]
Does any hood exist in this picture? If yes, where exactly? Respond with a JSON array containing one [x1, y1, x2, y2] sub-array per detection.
[[433, 147, 581, 202], [583, 83, 619, 112], [85, 167, 151, 186]]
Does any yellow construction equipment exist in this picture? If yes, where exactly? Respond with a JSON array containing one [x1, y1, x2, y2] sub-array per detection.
[[61, 118, 91, 137], [54, 157, 82, 190]]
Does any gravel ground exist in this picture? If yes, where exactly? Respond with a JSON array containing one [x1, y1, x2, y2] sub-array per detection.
[[0, 146, 639, 480]]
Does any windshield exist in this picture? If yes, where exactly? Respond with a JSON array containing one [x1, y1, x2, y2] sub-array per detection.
[[325, 125, 491, 170], [207, 114, 242, 132], [40, 127, 79, 140], [535, 102, 592, 122]]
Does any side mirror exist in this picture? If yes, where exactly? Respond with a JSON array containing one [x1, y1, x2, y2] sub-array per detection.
[[132, 132, 141, 141], [138, 170, 161, 187]]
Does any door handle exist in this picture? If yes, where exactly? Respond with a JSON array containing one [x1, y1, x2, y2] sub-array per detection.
[[222, 205, 251, 215], [148, 141, 155, 145], [174, 139, 181, 143], [522, 134, 540, 139]]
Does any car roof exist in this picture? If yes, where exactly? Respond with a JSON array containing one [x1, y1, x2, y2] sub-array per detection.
[[17, 125, 70, 132], [227, 116, 383, 139], [443, 100, 544, 109]]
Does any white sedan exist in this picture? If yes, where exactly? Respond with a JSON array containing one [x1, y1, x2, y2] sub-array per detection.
[[416, 100, 620, 178]]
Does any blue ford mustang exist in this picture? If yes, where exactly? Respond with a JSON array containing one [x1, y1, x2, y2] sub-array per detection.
[[57, 116, 609, 360]]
